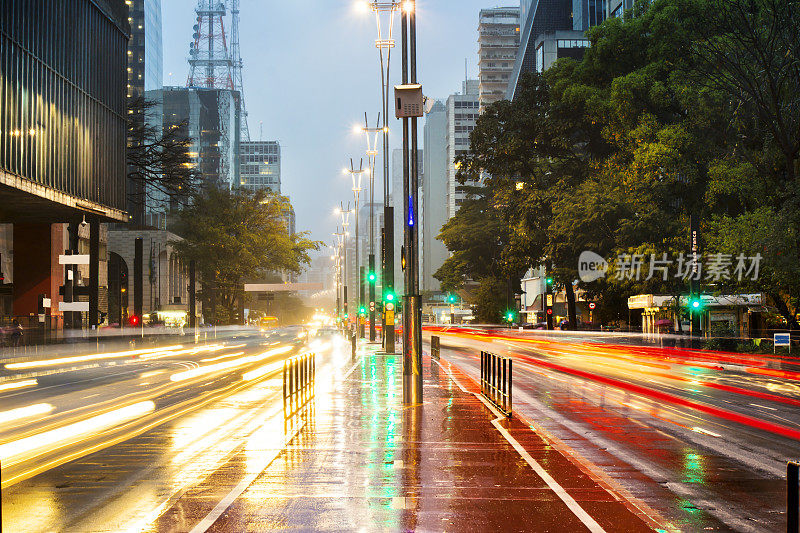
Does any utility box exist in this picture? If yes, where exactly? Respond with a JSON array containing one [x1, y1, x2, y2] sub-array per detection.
[[395, 84, 423, 118]]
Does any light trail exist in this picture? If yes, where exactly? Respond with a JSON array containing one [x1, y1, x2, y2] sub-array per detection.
[[0, 400, 156, 463], [169, 345, 293, 383], [0, 379, 38, 392], [0, 403, 54, 425], [5, 346, 185, 370]]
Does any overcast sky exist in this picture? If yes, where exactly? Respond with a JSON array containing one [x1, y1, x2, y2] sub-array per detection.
[[162, 0, 509, 253]]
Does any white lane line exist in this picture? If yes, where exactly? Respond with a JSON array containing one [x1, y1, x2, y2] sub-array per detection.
[[189, 421, 306, 533], [750, 403, 777, 411], [432, 358, 606, 533]]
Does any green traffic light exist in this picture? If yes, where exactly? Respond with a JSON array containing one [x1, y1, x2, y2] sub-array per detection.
[[385, 292, 395, 302], [546, 277, 553, 285], [692, 300, 700, 309], [368, 272, 376, 282]]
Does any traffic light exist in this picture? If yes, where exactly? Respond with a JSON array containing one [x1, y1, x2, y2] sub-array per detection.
[[505, 311, 516, 323], [358, 305, 367, 317], [545, 277, 554, 287], [367, 271, 377, 282], [447, 294, 457, 304], [384, 291, 396, 303], [690, 298, 702, 309], [128, 314, 140, 326]]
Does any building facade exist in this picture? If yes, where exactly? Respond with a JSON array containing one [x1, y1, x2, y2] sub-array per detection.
[[239, 141, 281, 193], [0, 1, 129, 328], [478, 7, 520, 113], [422, 101, 448, 293], [446, 80, 480, 221], [507, 0, 632, 100]]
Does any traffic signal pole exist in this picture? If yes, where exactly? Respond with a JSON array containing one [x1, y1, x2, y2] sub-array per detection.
[[401, 1, 423, 405]]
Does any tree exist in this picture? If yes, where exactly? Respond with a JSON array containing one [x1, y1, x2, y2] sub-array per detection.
[[171, 186, 320, 325], [126, 97, 200, 225]]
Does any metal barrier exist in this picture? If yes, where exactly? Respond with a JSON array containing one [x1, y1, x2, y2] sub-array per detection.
[[431, 335, 440, 359], [790, 461, 799, 533], [480, 351, 512, 416], [283, 351, 315, 417]]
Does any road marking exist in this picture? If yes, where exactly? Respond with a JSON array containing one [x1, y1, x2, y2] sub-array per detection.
[[750, 403, 777, 411], [432, 358, 606, 533], [189, 420, 306, 533]]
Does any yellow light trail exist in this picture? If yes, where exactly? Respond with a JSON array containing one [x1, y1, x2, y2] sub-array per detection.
[[169, 345, 293, 383], [0, 400, 155, 463], [0, 379, 38, 392], [5, 346, 185, 370], [0, 403, 54, 425]]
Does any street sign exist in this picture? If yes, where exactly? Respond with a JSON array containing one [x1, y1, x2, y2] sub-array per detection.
[[59, 254, 90, 265], [59, 301, 89, 312], [775, 333, 791, 353], [546, 294, 554, 307], [588, 302, 596, 310]]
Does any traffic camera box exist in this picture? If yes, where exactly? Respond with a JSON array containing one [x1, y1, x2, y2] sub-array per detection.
[[395, 84, 423, 118]]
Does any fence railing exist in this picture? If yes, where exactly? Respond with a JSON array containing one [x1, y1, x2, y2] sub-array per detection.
[[790, 461, 799, 533], [283, 351, 315, 418], [480, 351, 512, 416], [431, 335, 440, 360]]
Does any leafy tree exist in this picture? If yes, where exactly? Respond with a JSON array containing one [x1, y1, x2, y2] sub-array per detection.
[[172, 187, 320, 325]]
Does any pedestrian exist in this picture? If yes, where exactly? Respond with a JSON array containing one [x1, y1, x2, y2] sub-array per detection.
[[10, 318, 23, 347]]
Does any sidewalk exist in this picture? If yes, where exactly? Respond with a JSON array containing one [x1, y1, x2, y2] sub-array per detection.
[[157, 342, 659, 532]]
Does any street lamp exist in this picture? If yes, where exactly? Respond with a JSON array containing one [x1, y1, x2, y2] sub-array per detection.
[[364, 0, 400, 354], [345, 160, 368, 338], [338, 202, 351, 327], [357, 113, 383, 342]]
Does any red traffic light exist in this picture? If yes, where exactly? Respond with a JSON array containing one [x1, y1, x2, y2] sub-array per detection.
[[128, 314, 140, 326]]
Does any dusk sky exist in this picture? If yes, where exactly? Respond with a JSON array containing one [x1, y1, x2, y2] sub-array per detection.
[[162, 1, 507, 254]]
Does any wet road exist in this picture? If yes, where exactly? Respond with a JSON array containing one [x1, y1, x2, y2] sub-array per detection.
[[425, 328, 800, 532], [0, 326, 334, 531]]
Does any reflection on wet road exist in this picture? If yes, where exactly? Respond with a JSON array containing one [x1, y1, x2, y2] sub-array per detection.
[[426, 328, 800, 532]]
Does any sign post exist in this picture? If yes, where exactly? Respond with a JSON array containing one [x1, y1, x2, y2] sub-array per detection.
[[774, 333, 791, 354]]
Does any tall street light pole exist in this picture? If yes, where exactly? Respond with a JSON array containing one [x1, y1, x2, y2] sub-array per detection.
[[367, 1, 399, 354], [400, 0, 422, 404], [359, 114, 382, 342], [345, 160, 368, 338], [338, 203, 351, 330]]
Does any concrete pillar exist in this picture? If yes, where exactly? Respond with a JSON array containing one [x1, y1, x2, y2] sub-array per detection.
[[12, 223, 52, 318]]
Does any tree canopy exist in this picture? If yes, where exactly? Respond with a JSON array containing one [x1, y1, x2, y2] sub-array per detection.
[[172, 186, 320, 325], [436, 0, 800, 326]]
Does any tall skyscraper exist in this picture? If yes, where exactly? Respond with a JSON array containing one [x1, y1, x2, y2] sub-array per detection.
[[478, 7, 520, 113], [446, 80, 480, 221], [239, 141, 281, 193], [422, 101, 448, 292], [507, 0, 625, 100], [127, 0, 164, 227]]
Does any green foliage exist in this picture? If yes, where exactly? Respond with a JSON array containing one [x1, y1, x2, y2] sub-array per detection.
[[171, 186, 320, 325], [435, 0, 800, 326]]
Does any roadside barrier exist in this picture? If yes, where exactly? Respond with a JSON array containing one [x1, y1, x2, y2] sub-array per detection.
[[790, 461, 799, 532], [480, 351, 512, 416], [431, 335, 440, 359], [283, 351, 315, 417]]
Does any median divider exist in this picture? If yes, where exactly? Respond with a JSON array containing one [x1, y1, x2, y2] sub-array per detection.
[[480, 350, 512, 416], [790, 461, 799, 533], [283, 351, 315, 418]]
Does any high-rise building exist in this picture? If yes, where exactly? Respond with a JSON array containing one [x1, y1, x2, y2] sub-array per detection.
[[156, 86, 241, 191], [446, 80, 480, 221], [239, 141, 281, 193], [507, 0, 627, 100], [126, 0, 164, 227], [0, 0, 129, 325], [422, 101, 448, 293], [478, 7, 520, 113]]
